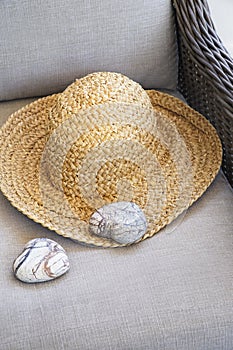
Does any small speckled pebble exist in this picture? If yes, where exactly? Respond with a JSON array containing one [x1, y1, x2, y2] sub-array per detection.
[[89, 201, 147, 244], [13, 238, 70, 283]]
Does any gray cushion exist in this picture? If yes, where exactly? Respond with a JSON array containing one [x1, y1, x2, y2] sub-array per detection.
[[0, 95, 233, 350], [0, 0, 178, 101]]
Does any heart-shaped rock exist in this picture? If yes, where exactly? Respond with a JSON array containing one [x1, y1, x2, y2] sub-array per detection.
[[13, 238, 70, 283]]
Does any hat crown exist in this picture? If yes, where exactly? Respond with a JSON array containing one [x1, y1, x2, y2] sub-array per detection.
[[48, 72, 153, 130]]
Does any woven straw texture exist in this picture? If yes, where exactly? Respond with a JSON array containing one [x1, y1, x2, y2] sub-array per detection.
[[173, 0, 233, 187], [0, 72, 222, 247]]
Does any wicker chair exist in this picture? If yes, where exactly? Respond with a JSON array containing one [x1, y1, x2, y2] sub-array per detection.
[[173, 0, 233, 187], [0, 1, 232, 349]]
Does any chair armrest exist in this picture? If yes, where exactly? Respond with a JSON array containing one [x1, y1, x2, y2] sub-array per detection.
[[173, 0, 233, 187]]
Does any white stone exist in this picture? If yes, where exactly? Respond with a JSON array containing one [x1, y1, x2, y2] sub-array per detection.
[[13, 238, 70, 283], [89, 201, 147, 244]]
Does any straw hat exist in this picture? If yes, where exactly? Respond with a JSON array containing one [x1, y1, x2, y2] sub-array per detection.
[[0, 72, 222, 247]]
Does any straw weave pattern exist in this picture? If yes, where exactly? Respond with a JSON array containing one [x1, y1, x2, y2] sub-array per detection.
[[0, 73, 222, 247]]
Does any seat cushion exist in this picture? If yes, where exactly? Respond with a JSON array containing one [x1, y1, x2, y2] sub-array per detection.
[[0, 0, 178, 101], [0, 95, 233, 350]]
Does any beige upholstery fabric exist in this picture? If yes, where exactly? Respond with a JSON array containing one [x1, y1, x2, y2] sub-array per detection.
[[0, 95, 233, 350], [0, 0, 177, 101]]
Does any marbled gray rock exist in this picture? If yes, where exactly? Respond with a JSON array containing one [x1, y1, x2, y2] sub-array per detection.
[[13, 238, 70, 283], [89, 201, 147, 244]]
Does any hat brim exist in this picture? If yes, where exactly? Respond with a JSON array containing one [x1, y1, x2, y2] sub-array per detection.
[[0, 90, 222, 247]]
